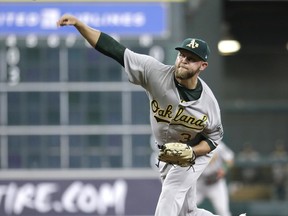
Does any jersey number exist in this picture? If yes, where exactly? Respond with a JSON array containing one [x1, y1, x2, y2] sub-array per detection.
[[179, 133, 192, 142]]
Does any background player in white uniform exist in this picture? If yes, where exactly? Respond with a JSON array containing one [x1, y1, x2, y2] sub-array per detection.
[[197, 140, 235, 216], [57, 14, 224, 216]]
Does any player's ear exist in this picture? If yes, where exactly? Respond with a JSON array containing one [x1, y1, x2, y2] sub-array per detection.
[[200, 62, 208, 71]]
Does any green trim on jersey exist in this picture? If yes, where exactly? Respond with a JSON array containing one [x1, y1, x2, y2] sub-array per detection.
[[174, 77, 202, 101]]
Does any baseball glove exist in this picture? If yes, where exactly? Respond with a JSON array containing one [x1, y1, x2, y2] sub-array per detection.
[[158, 143, 196, 167]]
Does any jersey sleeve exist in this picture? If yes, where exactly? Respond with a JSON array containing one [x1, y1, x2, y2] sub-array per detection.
[[200, 81, 224, 147], [123, 48, 166, 88], [204, 109, 224, 148]]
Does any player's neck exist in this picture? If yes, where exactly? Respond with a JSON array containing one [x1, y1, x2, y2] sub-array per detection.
[[175, 76, 198, 90]]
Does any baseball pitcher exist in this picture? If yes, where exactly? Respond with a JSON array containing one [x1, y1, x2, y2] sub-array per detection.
[[57, 14, 224, 216]]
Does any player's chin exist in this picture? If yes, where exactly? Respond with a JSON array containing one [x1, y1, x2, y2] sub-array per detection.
[[175, 68, 186, 76], [175, 70, 192, 80]]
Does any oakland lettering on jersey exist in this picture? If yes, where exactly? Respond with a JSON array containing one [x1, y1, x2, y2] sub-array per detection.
[[151, 100, 207, 130], [173, 107, 207, 129], [151, 100, 173, 119]]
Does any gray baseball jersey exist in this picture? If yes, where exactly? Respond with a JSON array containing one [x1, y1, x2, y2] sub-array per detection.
[[124, 49, 223, 147]]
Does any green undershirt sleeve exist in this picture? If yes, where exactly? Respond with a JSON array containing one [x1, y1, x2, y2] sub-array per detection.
[[187, 133, 217, 151], [95, 32, 126, 67]]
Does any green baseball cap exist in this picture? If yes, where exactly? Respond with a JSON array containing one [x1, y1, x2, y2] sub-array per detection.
[[175, 38, 210, 61]]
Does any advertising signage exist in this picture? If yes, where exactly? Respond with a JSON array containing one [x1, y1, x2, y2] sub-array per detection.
[[0, 3, 167, 36], [0, 178, 161, 216]]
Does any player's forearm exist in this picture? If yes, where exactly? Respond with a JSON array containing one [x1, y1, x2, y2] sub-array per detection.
[[57, 14, 125, 66], [75, 20, 126, 66], [74, 20, 101, 48], [193, 140, 212, 156]]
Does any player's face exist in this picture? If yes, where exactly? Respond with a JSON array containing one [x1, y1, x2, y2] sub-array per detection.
[[175, 51, 207, 80]]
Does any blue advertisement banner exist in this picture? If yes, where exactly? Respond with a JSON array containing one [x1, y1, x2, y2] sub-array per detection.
[[0, 178, 161, 216], [0, 3, 167, 36]]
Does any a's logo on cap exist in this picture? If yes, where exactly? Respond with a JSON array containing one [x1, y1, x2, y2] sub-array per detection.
[[186, 39, 199, 49]]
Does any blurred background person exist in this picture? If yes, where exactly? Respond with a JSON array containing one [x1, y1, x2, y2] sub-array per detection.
[[237, 142, 260, 184], [271, 139, 288, 200], [197, 140, 235, 216]]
